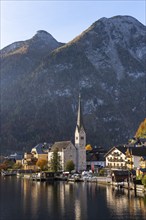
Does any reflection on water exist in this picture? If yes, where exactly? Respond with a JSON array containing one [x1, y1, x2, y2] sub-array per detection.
[[106, 185, 146, 219], [0, 177, 146, 220]]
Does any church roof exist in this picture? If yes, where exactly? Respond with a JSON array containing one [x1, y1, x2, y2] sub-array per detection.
[[50, 141, 75, 152]]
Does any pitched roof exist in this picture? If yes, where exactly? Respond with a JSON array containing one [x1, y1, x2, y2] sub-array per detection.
[[129, 147, 146, 156], [105, 146, 146, 157], [86, 151, 105, 161], [50, 141, 75, 152], [9, 154, 23, 160], [104, 146, 127, 157], [32, 143, 49, 154]]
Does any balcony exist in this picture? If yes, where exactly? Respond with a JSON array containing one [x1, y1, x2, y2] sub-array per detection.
[[108, 158, 124, 162], [111, 152, 121, 157]]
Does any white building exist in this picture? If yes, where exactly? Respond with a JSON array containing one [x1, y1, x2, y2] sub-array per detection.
[[105, 145, 146, 170], [105, 146, 127, 169], [48, 141, 76, 171]]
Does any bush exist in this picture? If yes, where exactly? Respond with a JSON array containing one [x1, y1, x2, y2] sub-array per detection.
[[65, 160, 75, 173], [99, 169, 105, 176], [142, 175, 146, 187]]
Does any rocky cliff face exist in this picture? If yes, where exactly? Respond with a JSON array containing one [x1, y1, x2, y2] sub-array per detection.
[[1, 16, 146, 153]]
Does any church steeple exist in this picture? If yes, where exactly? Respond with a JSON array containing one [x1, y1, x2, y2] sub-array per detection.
[[76, 94, 85, 132], [75, 94, 86, 171], [75, 94, 86, 148]]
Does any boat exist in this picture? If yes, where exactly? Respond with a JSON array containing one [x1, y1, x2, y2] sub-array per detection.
[[1, 170, 17, 176], [68, 174, 83, 182], [31, 172, 55, 181]]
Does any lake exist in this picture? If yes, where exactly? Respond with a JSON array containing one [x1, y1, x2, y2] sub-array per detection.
[[0, 177, 146, 220]]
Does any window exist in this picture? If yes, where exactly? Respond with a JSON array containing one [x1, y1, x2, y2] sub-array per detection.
[[76, 137, 78, 140], [81, 137, 84, 140]]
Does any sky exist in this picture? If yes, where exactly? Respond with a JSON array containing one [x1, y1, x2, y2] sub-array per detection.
[[0, 0, 145, 49]]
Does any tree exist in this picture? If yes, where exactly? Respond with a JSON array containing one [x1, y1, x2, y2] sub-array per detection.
[[99, 168, 105, 176], [85, 144, 92, 151], [135, 118, 146, 138], [50, 148, 62, 172], [142, 175, 146, 187], [36, 159, 48, 171], [0, 159, 15, 170], [65, 160, 75, 173], [12, 162, 22, 170]]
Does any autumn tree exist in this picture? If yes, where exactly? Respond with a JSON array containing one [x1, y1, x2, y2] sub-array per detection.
[[36, 159, 48, 171], [85, 144, 92, 151], [135, 118, 146, 138], [65, 160, 75, 173], [50, 148, 62, 172], [0, 159, 15, 170]]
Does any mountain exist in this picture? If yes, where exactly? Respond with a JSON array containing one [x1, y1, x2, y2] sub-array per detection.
[[1, 16, 146, 153]]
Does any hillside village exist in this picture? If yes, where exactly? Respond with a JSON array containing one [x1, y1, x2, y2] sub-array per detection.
[[0, 96, 146, 184]]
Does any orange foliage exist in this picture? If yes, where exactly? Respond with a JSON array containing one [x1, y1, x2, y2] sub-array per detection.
[[135, 118, 146, 138], [85, 144, 92, 151], [36, 159, 48, 170]]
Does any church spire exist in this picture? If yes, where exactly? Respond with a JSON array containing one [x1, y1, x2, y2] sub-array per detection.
[[76, 94, 84, 131], [75, 93, 86, 171]]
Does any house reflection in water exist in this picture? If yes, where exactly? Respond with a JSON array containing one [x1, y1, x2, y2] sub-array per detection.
[[106, 185, 146, 217]]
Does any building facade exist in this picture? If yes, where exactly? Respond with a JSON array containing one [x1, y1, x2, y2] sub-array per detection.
[[48, 141, 76, 171], [105, 146, 127, 169]]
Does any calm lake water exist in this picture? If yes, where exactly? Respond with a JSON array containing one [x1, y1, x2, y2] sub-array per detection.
[[0, 177, 146, 220]]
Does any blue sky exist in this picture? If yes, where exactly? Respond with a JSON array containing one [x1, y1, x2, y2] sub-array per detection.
[[1, 0, 145, 49]]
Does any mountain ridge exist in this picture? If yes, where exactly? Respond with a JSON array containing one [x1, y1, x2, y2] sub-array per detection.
[[1, 15, 146, 153]]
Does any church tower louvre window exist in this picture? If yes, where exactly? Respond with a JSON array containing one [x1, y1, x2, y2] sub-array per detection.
[[75, 94, 86, 171]]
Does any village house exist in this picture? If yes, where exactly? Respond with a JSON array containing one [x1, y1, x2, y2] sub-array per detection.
[[86, 146, 107, 171], [140, 156, 146, 169], [125, 146, 146, 169], [105, 146, 127, 169], [22, 143, 50, 170], [6, 153, 23, 166], [31, 143, 49, 161], [22, 152, 37, 170], [105, 144, 146, 171]]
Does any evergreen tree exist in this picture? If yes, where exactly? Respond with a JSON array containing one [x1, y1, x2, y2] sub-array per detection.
[[65, 160, 75, 173], [50, 148, 62, 172]]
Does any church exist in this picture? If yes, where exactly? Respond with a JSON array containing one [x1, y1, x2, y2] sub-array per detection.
[[48, 95, 86, 172]]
